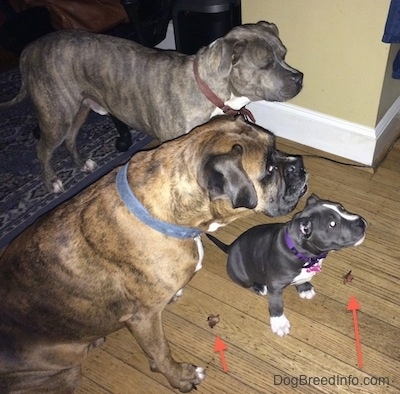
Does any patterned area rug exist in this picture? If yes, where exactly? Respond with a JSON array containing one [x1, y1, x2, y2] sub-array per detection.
[[0, 69, 153, 249]]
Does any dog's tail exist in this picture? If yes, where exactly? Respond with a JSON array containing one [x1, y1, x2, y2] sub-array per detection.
[[206, 234, 230, 254], [0, 78, 28, 109]]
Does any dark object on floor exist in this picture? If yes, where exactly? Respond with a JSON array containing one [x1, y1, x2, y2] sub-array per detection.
[[207, 314, 220, 329], [121, 0, 173, 47], [0, 6, 53, 55], [0, 0, 172, 54], [173, 0, 241, 54], [342, 270, 354, 284], [0, 68, 153, 249]]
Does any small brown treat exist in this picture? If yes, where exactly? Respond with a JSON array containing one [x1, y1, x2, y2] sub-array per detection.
[[343, 270, 354, 284], [207, 314, 220, 329]]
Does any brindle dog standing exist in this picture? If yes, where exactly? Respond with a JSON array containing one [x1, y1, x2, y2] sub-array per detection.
[[0, 21, 303, 192], [0, 116, 307, 393]]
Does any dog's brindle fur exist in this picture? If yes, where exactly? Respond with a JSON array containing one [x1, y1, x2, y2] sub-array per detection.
[[0, 21, 303, 192], [0, 116, 307, 393]]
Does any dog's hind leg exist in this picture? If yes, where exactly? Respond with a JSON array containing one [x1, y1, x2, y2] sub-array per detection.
[[125, 312, 205, 392], [64, 104, 97, 174], [36, 104, 93, 193], [36, 125, 68, 193]]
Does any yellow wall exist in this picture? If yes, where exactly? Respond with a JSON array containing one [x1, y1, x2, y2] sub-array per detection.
[[242, 0, 400, 128]]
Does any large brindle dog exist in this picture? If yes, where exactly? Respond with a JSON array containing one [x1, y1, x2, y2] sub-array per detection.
[[0, 116, 307, 393], [0, 21, 303, 192]]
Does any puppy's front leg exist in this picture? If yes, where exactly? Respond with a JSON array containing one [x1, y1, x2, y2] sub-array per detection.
[[296, 282, 316, 299], [267, 288, 291, 336], [125, 312, 205, 392]]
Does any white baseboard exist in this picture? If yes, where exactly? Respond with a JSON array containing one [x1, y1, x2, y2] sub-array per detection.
[[247, 98, 400, 166], [373, 96, 400, 165]]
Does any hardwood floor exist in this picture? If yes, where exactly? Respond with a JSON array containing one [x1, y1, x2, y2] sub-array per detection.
[[76, 137, 400, 394]]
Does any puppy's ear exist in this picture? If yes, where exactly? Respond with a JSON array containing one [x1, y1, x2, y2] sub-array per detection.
[[300, 218, 312, 238], [202, 144, 258, 209], [217, 40, 247, 76], [306, 193, 320, 206]]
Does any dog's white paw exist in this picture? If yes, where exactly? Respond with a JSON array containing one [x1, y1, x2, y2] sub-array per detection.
[[196, 367, 206, 382], [52, 179, 64, 194], [299, 288, 316, 299], [169, 288, 184, 304], [257, 285, 268, 295], [175, 288, 184, 298], [252, 283, 267, 295], [83, 159, 97, 172], [270, 314, 291, 336]]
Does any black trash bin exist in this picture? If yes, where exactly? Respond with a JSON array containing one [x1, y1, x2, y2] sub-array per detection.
[[172, 0, 241, 54]]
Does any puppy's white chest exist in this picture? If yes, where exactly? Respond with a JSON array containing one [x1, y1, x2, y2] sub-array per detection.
[[291, 261, 323, 285]]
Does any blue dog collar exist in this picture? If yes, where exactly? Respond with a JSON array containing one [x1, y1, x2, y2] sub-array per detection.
[[284, 227, 327, 268], [116, 163, 202, 239]]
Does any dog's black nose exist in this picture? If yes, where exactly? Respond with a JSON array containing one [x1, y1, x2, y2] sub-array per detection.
[[292, 71, 303, 86]]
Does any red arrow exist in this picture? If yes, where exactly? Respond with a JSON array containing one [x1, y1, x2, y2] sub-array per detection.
[[347, 295, 363, 368], [213, 336, 228, 373]]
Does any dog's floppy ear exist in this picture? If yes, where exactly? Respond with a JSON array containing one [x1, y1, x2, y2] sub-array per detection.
[[217, 40, 247, 76], [300, 218, 313, 238], [202, 144, 258, 209]]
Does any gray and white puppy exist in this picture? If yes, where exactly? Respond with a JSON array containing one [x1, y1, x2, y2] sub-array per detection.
[[0, 21, 303, 193], [207, 194, 367, 336]]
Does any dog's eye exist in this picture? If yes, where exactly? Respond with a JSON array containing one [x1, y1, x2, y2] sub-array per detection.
[[267, 165, 278, 175], [329, 221, 337, 228]]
